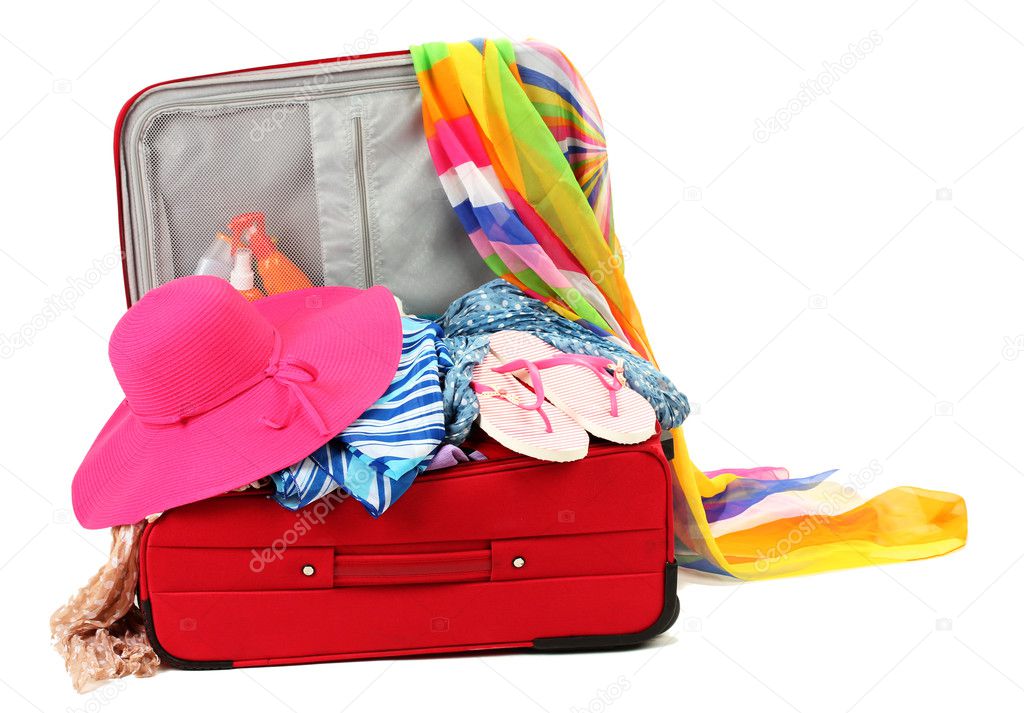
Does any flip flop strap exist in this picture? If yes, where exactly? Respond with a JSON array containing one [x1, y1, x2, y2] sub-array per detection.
[[472, 360, 552, 433], [522, 353, 626, 417]]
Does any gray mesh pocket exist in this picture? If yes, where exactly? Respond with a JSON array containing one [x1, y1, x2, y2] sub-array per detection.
[[141, 103, 323, 288]]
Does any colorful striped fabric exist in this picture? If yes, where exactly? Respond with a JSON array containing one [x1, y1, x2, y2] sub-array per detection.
[[339, 319, 452, 480], [316, 440, 421, 517], [411, 39, 967, 579], [271, 317, 448, 517], [271, 455, 340, 510]]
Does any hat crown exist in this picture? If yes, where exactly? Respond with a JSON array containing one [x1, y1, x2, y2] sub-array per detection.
[[110, 276, 275, 421]]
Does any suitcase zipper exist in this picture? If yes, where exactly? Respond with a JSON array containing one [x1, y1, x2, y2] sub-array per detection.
[[220, 440, 663, 502], [130, 77, 419, 134], [352, 115, 374, 288]]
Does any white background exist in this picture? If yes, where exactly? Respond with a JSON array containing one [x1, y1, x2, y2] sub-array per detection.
[[1, 1, 1020, 711]]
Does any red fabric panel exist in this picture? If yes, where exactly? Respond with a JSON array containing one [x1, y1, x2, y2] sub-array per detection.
[[335, 549, 491, 586], [338, 539, 490, 556], [233, 642, 527, 667], [491, 529, 664, 582], [149, 572, 666, 662], [147, 546, 333, 593], [144, 439, 670, 550]]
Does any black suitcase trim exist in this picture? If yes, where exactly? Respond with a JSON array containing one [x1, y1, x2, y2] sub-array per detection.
[[139, 597, 234, 671], [531, 562, 679, 651]]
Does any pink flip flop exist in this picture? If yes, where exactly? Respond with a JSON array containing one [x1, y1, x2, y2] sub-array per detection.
[[488, 331, 657, 445], [472, 352, 589, 462]]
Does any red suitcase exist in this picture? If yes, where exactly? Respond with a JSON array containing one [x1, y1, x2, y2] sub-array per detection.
[[116, 48, 679, 669], [138, 437, 677, 668]]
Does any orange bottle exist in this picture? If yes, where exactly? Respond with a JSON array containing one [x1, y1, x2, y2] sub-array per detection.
[[228, 212, 313, 295]]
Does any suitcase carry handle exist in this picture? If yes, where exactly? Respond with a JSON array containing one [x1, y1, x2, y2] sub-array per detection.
[[334, 549, 491, 586], [145, 530, 667, 594]]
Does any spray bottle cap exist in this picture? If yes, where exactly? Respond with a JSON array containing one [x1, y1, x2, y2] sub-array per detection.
[[194, 237, 233, 279], [230, 249, 257, 291], [229, 212, 264, 243], [228, 211, 281, 260], [232, 213, 276, 260]]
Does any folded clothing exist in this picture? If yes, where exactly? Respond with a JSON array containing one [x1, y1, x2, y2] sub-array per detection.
[[271, 317, 450, 516], [340, 318, 453, 480], [425, 443, 487, 470], [272, 442, 487, 514], [439, 280, 690, 444]]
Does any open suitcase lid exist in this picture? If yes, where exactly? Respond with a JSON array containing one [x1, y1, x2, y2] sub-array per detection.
[[115, 50, 493, 313]]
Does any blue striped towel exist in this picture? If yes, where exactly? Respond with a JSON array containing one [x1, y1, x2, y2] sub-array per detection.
[[340, 319, 451, 481], [271, 317, 449, 517]]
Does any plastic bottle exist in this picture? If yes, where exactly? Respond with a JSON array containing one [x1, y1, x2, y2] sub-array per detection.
[[193, 234, 234, 279], [229, 212, 313, 295], [229, 248, 265, 302]]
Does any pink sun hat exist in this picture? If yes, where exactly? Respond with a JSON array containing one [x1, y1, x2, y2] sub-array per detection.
[[71, 275, 402, 529]]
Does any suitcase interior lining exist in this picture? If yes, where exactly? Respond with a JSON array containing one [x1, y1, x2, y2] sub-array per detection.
[[120, 55, 493, 314]]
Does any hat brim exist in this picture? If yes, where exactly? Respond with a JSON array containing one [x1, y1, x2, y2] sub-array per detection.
[[72, 285, 402, 529]]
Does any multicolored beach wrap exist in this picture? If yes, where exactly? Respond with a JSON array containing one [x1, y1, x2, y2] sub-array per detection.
[[410, 38, 967, 579]]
